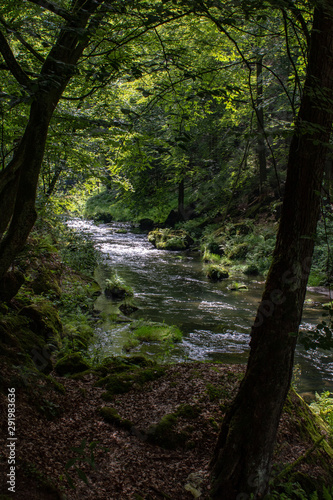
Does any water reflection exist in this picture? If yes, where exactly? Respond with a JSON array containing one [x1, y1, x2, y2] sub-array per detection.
[[67, 218, 333, 394]]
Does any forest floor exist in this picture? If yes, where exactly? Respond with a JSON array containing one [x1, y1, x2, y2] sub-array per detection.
[[0, 361, 332, 500]]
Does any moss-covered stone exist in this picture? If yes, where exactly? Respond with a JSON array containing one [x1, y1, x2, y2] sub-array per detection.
[[96, 366, 165, 396], [19, 301, 63, 341], [30, 269, 62, 298], [148, 229, 194, 251], [243, 263, 260, 276], [104, 277, 133, 300], [147, 413, 191, 449], [99, 406, 133, 430], [205, 264, 229, 282], [175, 403, 201, 419], [54, 352, 90, 376], [131, 322, 182, 343]]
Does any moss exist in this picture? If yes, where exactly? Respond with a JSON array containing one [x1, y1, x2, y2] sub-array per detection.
[[228, 282, 248, 291], [131, 322, 182, 343], [96, 366, 165, 396], [147, 411, 193, 449], [19, 300, 63, 341], [279, 390, 333, 489], [148, 229, 194, 251], [206, 383, 229, 402], [147, 413, 180, 449], [54, 352, 90, 376], [243, 263, 260, 276], [30, 268, 62, 298], [104, 277, 133, 300], [205, 264, 229, 282], [44, 375, 66, 394], [175, 403, 201, 419], [99, 406, 133, 430]]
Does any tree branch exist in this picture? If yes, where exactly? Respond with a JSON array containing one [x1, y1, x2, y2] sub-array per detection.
[[0, 17, 45, 63], [0, 30, 33, 91], [26, 0, 73, 22]]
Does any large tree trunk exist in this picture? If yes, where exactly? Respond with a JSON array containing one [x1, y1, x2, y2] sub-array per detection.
[[0, 0, 103, 281], [210, 4, 333, 499]]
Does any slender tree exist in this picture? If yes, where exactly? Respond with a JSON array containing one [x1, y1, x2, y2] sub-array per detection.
[[210, 2, 333, 498]]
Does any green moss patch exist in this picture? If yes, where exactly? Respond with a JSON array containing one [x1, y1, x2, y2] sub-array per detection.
[[55, 352, 90, 376], [205, 264, 229, 282], [147, 404, 201, 449], [104, 275, 133, 300], [131, 322, 182, 343], [99, 406, 133, 430], [148, 229, 194, 251]]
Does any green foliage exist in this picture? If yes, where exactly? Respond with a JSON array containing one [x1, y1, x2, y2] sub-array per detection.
[[104, 274, 134, 300], [267, 482, 333, 500], [59, 227, 101, 276], [310, 392, 333, 434], [205, 264, 229, 281], [299, 307, 333, 352], [61, 439, 108, 490], [206, 383, 229, 402]]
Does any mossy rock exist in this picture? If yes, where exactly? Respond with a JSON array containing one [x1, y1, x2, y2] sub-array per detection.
[[228, 282, 248, 291], [95, 355, 155, 377], [97, 366, 165, 397], [54, 352, 90, 376], [119, 303, 139, 315], [147, 412, 191, 449], [205, 265, 229, 282], [19, 301, 63, 341], [104, 278, 133, 300], [243, 264, 260, 276], [148, 229, 194, 251], [30, 269, 62, 299], [99, 406, 133, 430], [131, 322, 182, 343], [176, 403, 201, 419]]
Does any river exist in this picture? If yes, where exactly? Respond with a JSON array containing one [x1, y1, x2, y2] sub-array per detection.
[[67, 218, 333, 395]]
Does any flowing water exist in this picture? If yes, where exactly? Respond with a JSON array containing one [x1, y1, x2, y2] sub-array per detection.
[[67, 218, 333, 395]]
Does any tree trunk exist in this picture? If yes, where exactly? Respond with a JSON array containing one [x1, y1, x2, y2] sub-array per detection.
[[210, 4, 333, 499], [0, 0, 103, 281]]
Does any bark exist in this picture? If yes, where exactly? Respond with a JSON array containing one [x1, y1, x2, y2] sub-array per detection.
[[210, 4, 333, 499]]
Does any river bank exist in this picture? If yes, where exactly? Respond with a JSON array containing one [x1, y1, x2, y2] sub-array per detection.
[[0, 219, 332, 498]]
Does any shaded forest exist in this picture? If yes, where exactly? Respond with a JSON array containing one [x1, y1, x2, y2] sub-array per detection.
[[0, 1, 333, 499]]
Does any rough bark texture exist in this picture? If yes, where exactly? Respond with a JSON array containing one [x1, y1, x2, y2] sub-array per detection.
[[0, 0, 103, 280], [210, 4, 333, 499]]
